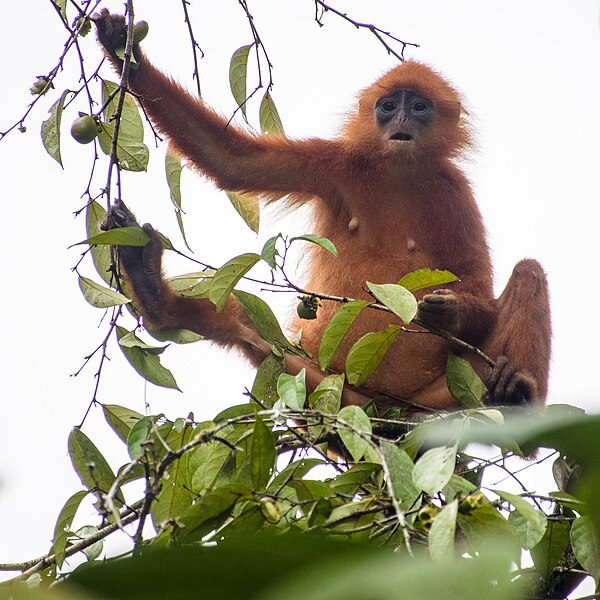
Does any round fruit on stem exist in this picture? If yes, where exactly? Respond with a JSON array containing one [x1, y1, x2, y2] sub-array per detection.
[[71, 115, 98, 144]]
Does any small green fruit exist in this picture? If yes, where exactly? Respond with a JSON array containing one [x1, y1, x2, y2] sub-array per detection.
[[259, 497, 281, 524], [71, 115, 98, 144], [30, 77, 51, 95], [297, 296, 319, 320], [133, 20, 149, 44]]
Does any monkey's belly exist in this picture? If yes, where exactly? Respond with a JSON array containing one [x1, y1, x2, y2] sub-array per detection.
[[293, 307, 451, 402]]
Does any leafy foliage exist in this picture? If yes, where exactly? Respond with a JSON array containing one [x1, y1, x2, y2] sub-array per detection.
[[6, 397, 600, 599], [1, 3, 597, 600]]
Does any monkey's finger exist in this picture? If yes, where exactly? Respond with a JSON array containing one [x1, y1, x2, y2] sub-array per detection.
[[430, 288, 454, 296], [421, 291, 457, 305]]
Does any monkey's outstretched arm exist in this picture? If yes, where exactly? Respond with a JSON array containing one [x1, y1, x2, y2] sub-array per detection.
[[93, 10, 340, 201]]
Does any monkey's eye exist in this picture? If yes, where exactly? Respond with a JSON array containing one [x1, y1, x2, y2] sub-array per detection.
[[412, 101, 429, 112], [380, 100, 397, 112]]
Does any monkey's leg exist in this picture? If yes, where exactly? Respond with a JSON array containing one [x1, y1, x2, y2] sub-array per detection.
[[482, 259, 551, 406], [104, 201, 372, 407], [104, 200, 269, 349]]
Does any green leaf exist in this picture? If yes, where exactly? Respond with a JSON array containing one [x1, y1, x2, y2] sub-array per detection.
[[165, 146, 193, 251], [179, 484, 250, 542], [277, 370, 306, 410], [267, 458, 324, 494], [78, 275, 131, 308], [398, 269, 459, 293], [307, 374, 344, 440], [260, 235, 280, 269], [318, 300, 368, 370], [102, 404, 144, 443], [337, 405, 372, 462], [99, 80, 149, 171], [367, 282, 417, 324], [52, 490, 89, 567], [530, 519, 570, 579], [127, 416, 159, 460], [429, 500, 458, 562], [328, 464, 379, 497], [547, 490, 584, 511], [442, 474, 477, 500], [149, 328, 203, 344], [190, 438, 233, 494], [225, 191, 260, 233], [214, 403, 258, 423], [229, 45, 252, 120], [457, 504, 521, 561], [102, 80, 143, 133], [119, 331, 168, 352], [152, 425, 195, 528], [68, 428, 123, 504], [251, 416, 276, 489], [308, 373, 344, 410], [290, 234, 337, 256], [345, 325, 401, 387], [413, 445, 457, 496], [66, 533, 522, 600], [571, 516, 600, 581], [73, 226, 150, 247], [86, 201, 112, 284], [233, 290, 297, 353], [55, 0, 67, 22], [75, 525, 103, 561], [259, 90, 284, 135], [251, 352, 285, 408], [41, 89, 69, 167], [379, 441, 420, 511], [496, 490, 547, 549], [165, 146, 182, 209], [399, 421, 435, 460], [169, 271, 213, 298], [117, 326, 180, 390], [324, 497, 377, 532], [98, 120, 149, 172], [208, 253, 260, 311], [446, 353, 486, 407]]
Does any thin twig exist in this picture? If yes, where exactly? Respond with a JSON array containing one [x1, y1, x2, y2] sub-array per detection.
[[181, 0, 204, 97], [0, 500, 143, 578], [313, 0, 419, 61]]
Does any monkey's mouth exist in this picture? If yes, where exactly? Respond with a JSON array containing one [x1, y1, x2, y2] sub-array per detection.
[[390, 132, 413, 141]]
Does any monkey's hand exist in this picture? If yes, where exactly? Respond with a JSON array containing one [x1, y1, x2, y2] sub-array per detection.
[[484, 356, 537, 406], [102, 200, 164, 323], [92, 9, 139, 67], [416, 289, 460, 332]]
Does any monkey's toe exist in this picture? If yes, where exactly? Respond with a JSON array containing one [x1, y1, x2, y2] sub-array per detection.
[[484, 356, 535, 406], [102, 200, 139, 231], [93, 9, 128, 58]]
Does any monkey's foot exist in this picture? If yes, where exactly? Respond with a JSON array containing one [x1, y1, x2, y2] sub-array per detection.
[[102, 199, 139, 231], [484, 356, 537, 406], [92, 9, 128, 59]]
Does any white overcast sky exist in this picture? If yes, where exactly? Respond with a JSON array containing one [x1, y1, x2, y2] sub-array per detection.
[[1, 0, 599, 580]]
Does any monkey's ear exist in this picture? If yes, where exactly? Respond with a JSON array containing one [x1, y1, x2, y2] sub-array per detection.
[[440, 101, 462, 125]]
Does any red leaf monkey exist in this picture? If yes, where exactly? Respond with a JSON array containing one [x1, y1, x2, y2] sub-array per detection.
[[94, 11, 551, 412]]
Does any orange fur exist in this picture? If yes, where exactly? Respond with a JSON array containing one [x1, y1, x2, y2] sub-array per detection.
[[95, 10, 551, 411]]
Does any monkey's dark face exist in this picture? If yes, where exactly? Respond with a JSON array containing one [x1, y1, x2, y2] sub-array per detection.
[[375, 89, 435, 152]]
